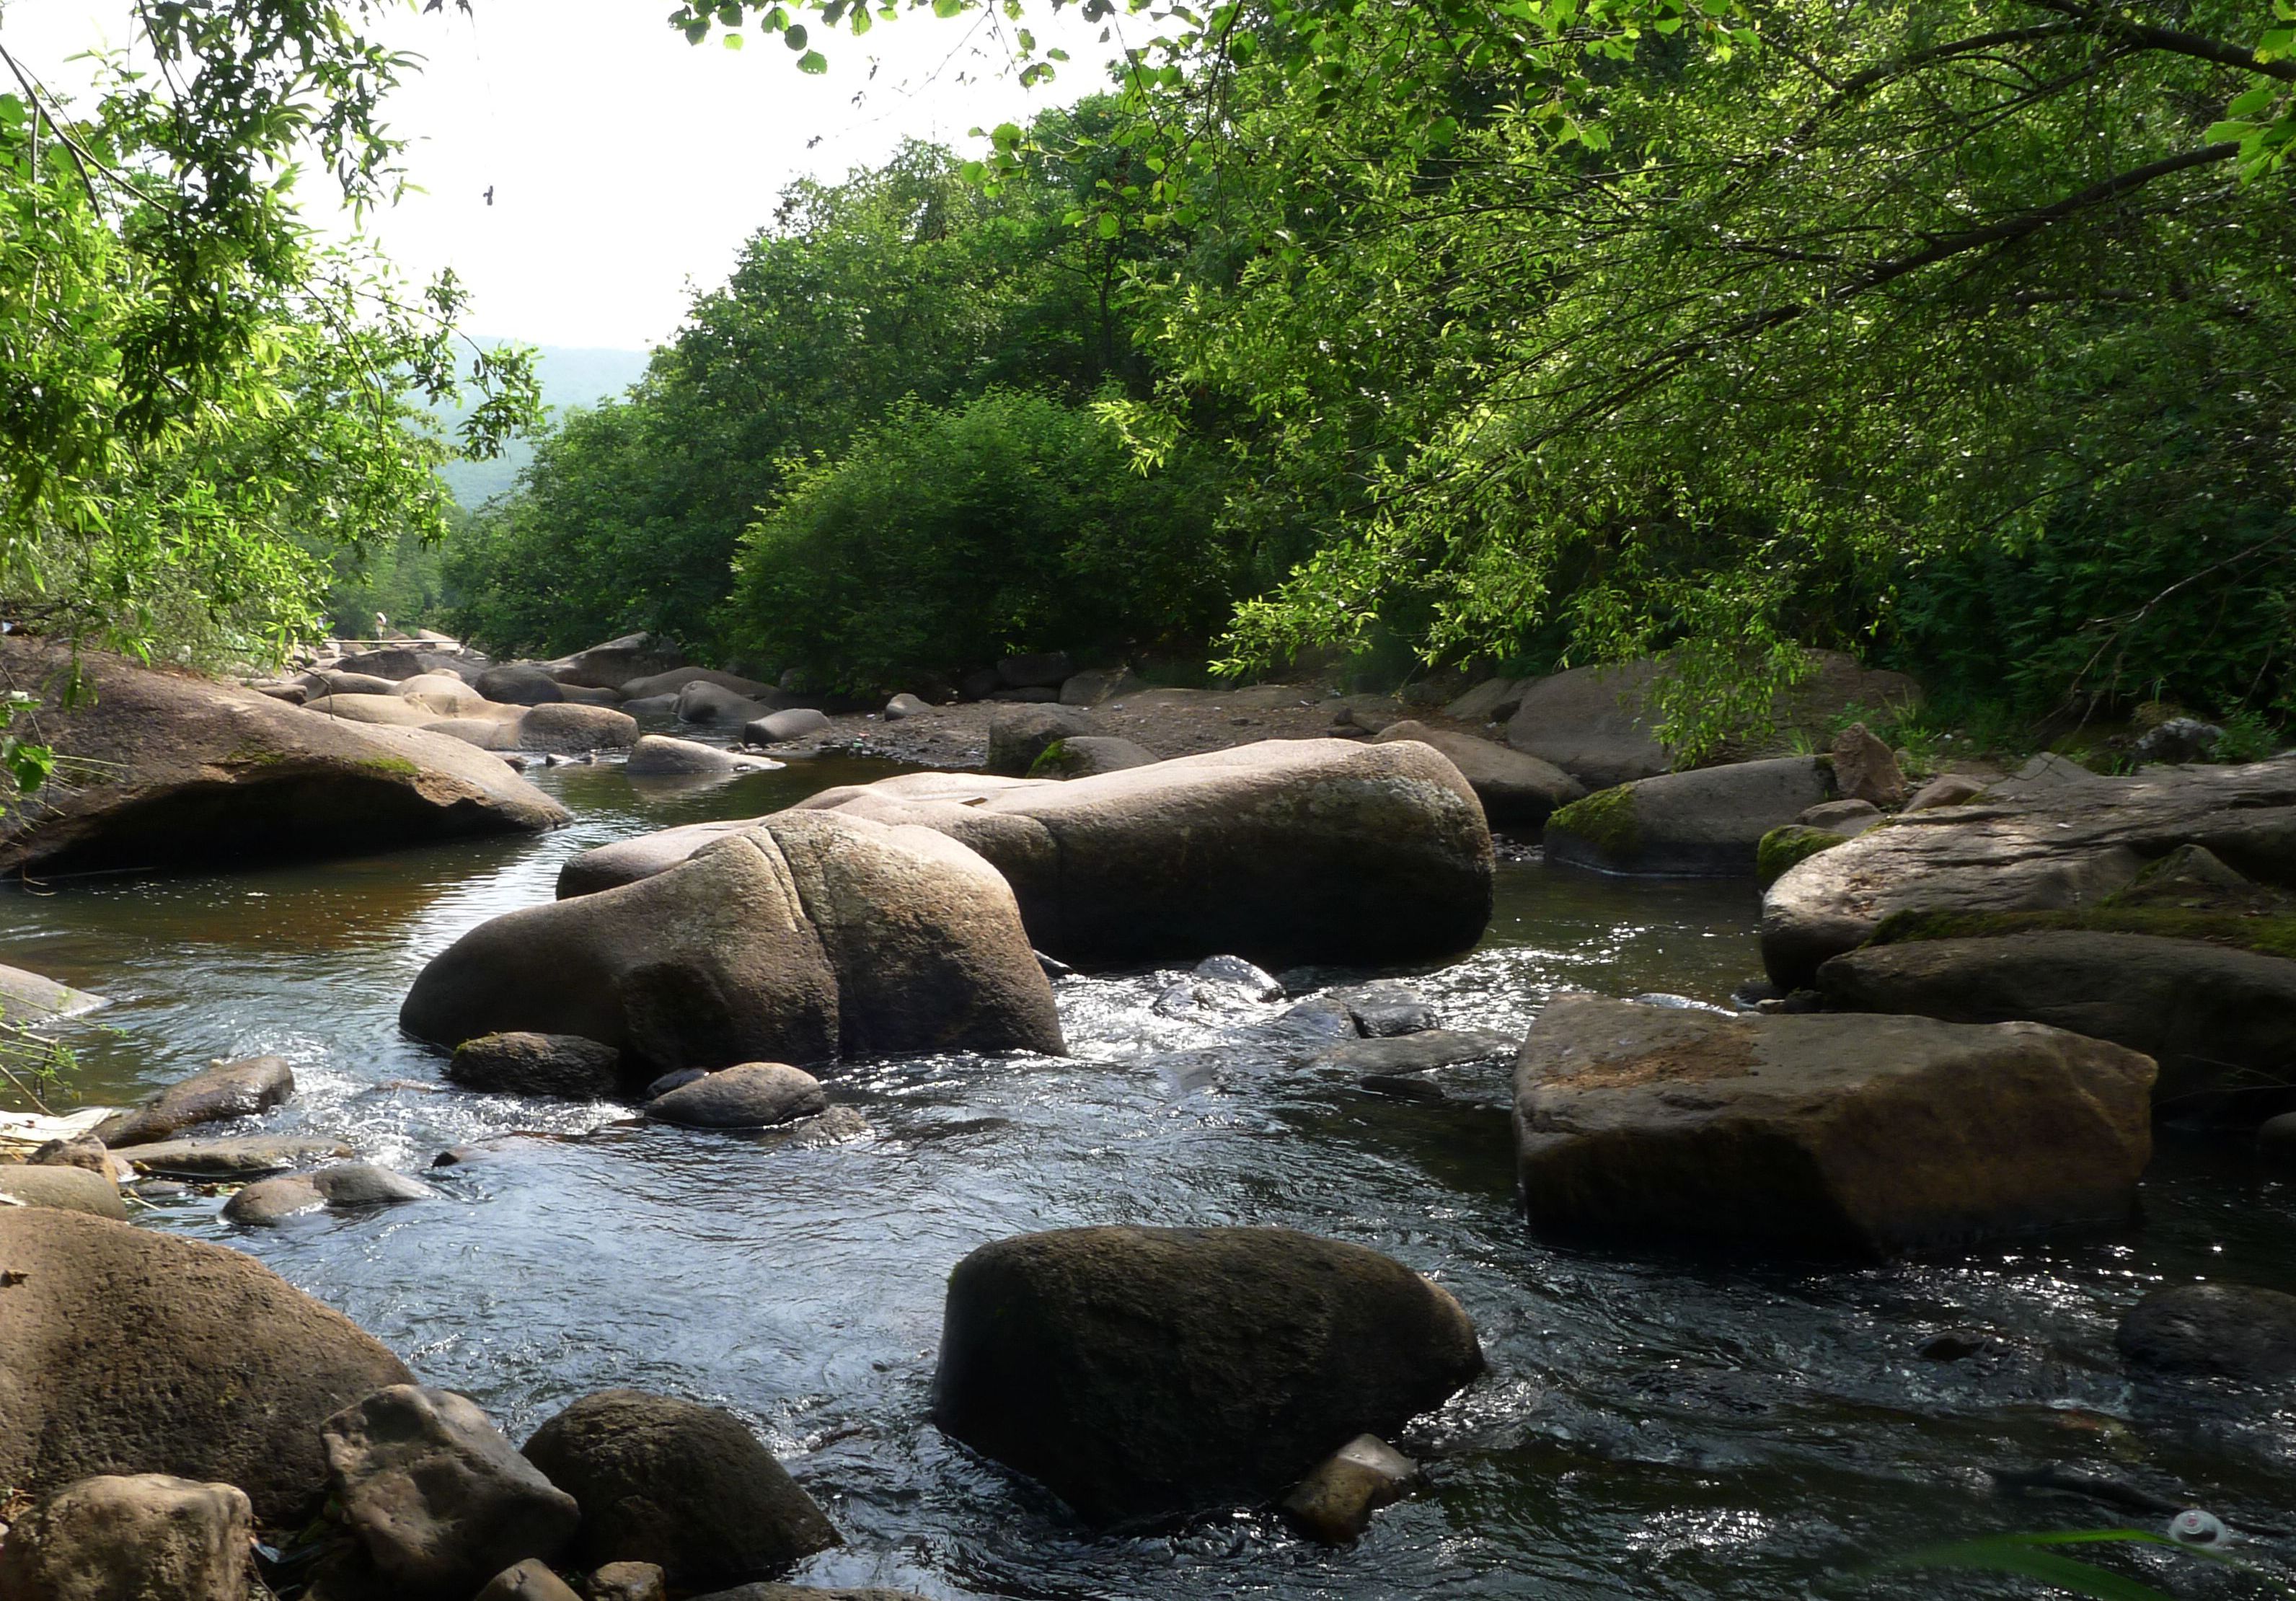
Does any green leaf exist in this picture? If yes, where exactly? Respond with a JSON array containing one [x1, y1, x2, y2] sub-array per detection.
[[1098, 211, 1121, 238], [2227, 85, 2278, 118], [797, 48, 828, 71], [783, 23, 809, 50]]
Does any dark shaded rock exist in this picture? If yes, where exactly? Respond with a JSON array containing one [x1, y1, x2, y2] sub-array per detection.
[[2259, 1111, 2296, 1164], [118, 1134, 352, 1177], [1761, 755, 2296, 988], [520, 1390, 839, 1588], [0, 638, 565, 875], [930, 1225, 1484, 1527], [988, 685, 1060, 703], [1326, 982, 1439, 1037], [647, 1064, 826, 1129], [2116, 1282, 2296, 1382], [581, 1562, 666, 1601], [1194, 954, 1284, 1000], [95, 1055, 295, 1147], [960, 668, 1004, 701], [301, 669, 402, 698], [0, 1209, 413, 1524], [1546, 758, 1831, 876], [999, 651, 1075, 689], [1442, 677, 1530, 725], [1816, 930, 2296, 1116], [1268, 997, 1362, 1043], [1059, 669, 1144, 707], [450, 1033, 628, 1100], [322, 1385, 579, 1599], [1370, 720, 1585, 827], [986, 704, 1092, 776], [1312, 1028, 1517, 1075], [1904, 772, 1989, 812], [1512, 994, 2155, 1256], [1799, 798, 1882, 836], [1829, 723, 1906, 806], [1279, 1434, 1417, 1544], [0, 1473, 252, 1601], [624, 736, 780, 777], [1028, 735, 1157, 777], [746, 708, 831, 744], [477, 665, 568, 706], [676, 680, 776, 727], [0, 1165, 125, 1219], [642, 1068, 707, 1100], [2135, 718, 2225, 767]]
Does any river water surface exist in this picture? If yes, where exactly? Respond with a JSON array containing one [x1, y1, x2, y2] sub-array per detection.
[[7, 753, 2295, 1600]]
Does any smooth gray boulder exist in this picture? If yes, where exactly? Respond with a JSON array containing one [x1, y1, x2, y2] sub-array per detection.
[[520, 1390, 839, 1587], [1371, 720, 1584, 827], [1545, 757, 1830, 876], [0, 1473, 252, 1601], [1443, 676, 1531, 725], [646, 1063, 826, 1129], [622, 666, 778, 701], [676, 680, 776, 726], [746, 708, 831, 744], [118, 1134, 352, 1177], [624, 735, 782, 778], [932, 1225, 1483, 1527], [304, 690, 454, 727], [404, 812, 1060, 1071], [1816, 930, 2296, 1116], [476, 664, 567, 705], [399, 672, 491, 718], [1513, 994, 2154, 1256], [1762, 756, 2296, 987], [223, 1163, 431, 1225], [0, 1165, 127, 1219], [322, 1385, 580, 1600], [545, 633, 686, 691], [518, 703, 638, 753], [0, 638, 565, 875], [883, 692, 930, 720], [449, 1033, 629, 1099], [95, 1055, 295, 1147], [0, 1209, 414, 1523], [0, 963, 105, 1020]]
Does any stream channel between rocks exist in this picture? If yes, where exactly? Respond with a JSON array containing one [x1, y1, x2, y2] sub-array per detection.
[[8, 750, 2296, 1600]]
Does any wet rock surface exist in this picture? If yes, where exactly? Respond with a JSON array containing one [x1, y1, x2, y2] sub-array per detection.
[[449, 1033, 630, 1100], [94, 1054, 294, 1146]]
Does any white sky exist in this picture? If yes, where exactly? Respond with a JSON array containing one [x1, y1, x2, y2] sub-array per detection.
[[1, 0, 1118, 350]]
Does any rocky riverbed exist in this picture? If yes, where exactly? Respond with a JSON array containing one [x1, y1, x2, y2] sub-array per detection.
[[7, 741, 2296, 1600]]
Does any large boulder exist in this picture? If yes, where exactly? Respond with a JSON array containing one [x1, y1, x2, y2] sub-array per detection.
[[675, 681, 774, 727], [402, 812, 1060, 1070], [1761, 756, 2296, 988], [562, 742, 1493, 970], [1511, 994, 2155, 1256], [620, 666, 778, 702], [0, 1165, 127, 1218], [1814, 931, 2296, 1115], [94, 1055, 294, 1147], [0, 1474, 252, 1601], [0, 1210, 413, 1524], [0, 638, 566, 875], [1506, 653, 1920, 789], [304, 692, 441, 727], [300, 669, 401, 699], [1545, 757, 1831, 876], [544, 634, 686, 692], [520, 1390, 838, 1588], [335, 647, 474, 684], [321, 1385, 580, 1600], [518, 704, 638, 754], [398, 672, 490, 718], [1443, 676, 1531, 725], [932, 1226, 1484, 1527], [745, 708, 831, 744], [1370, 720, 1585, 828]]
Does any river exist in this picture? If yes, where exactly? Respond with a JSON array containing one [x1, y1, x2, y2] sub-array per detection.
[[6, 753, 2293, 1599]]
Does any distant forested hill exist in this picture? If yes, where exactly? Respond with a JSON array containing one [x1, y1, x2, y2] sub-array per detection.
[[435, 342, 650, 507]]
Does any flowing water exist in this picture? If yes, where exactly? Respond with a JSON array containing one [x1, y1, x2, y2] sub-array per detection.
[[6, 753, 2296, 1600]]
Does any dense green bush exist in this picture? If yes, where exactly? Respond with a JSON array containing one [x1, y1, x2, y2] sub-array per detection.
[[725, 392, 1229, 692]]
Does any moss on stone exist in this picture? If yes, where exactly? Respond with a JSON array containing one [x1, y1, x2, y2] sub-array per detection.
[[1757, 824, 1848, 888], [1547, 783, 1641, 860], [1027, 738, 1074, 778], [356, 755, 420, 777], [1868, 905, 2296, 963]]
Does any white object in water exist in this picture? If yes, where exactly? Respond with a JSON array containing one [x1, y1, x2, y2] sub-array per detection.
[[0, 1106, 118, 1153], [2168, 1509, 2227, 1547]]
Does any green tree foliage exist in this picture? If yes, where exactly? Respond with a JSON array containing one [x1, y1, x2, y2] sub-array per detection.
[[727, 389, 1229, 690], [445, 110, 1164, 660]]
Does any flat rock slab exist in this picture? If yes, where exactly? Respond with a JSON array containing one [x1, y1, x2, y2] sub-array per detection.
[[120, 1134, 353, 1177], [97, 1054, 295, 1146], [1304, 1029, 1519, 1075], [1762, 755, 2296, 987], [1816, 930, 2296, 1115], [1512, 994, 2155, 1257], [0, 1164, 128, 1217], [0, 962, 105, 1020], [0, 636, 565, 875]]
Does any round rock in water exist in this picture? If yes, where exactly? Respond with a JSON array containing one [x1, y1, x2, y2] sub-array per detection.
[[647, 1064, 827, 1129], [450, 1032, 627, 1100], [0, 1165, 127, 1219], [474, 1559, 585, 1601], [520, 1388, 839, 1587], [930, 1225, 1485, 1527], [2117, 1282, 2296, 1382]]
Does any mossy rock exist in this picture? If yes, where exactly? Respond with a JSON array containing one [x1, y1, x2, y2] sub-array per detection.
[[1028, 738, 1077, 778], [1868, 905, 2296, 964], [1757, 824, 1849, 888], [1546, 783, 1639, 858]]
